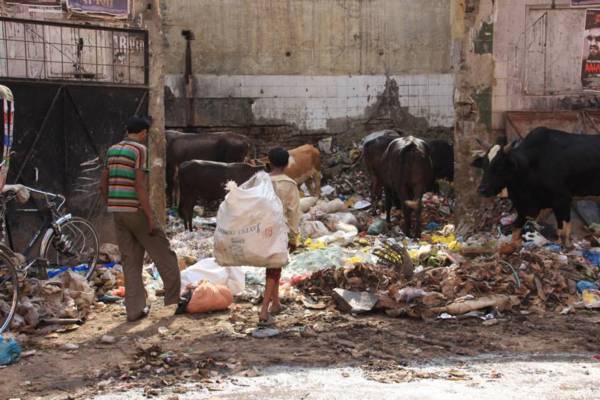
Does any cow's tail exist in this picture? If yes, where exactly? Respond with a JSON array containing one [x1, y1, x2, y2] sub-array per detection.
[[400, 142, 425, 210]]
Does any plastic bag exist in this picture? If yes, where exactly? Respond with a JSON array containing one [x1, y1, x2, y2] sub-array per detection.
[[317, 222, 358, 246], [180, 257, 245, 295], [299, 196, 318, 213], [214, 172, 289, 268], [301, 220, 331, 239], [582, 289, 600, 309], [314, 199, 347, 214], [325, 212, 359, 228], [186, 281, 233, 314], [0, 336, 21, 366]]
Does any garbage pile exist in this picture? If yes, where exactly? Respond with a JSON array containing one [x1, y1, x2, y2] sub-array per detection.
[[324, 168, 371, 198], [91, 243, 125, 298], [291, 220, 600, 319], [377, 246, 595, 318], [166, 212, 215, 264], [2, 271, 95, 331]]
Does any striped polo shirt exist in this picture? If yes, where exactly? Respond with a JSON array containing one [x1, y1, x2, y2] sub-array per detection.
[[105, 140, 147, 212]]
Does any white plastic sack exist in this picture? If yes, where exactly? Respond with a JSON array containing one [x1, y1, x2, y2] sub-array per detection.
[[180, 258, 245, 295], [312, 199, 347, 214], [301, 220, 331, 239], [214, 172, 289, 268], [299, 196, 318, 213], [325, 212, 359, 228], [318, 222, 358, 246]]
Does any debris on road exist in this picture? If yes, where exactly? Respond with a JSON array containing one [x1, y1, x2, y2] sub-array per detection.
[[100, 335, 116, 344], [332, 288, 378, 314]]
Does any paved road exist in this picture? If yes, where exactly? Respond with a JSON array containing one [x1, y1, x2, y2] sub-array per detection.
[[92, 353, 599, 400]]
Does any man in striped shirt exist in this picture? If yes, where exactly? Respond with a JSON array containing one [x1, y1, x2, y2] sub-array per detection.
[[101, 116, 180, 322]]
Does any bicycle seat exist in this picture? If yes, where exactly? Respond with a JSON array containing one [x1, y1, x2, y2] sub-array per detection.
[[2, 184, 30, 203]]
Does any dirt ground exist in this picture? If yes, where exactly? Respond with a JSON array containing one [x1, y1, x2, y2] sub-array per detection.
[[3, 297, 600, 400]]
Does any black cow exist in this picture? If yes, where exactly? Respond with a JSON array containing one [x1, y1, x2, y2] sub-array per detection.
[[381, 136, 434, 238], [428, 139, 454, 183], [472, 127, 600, 246], [178, 160, 264, 231], [166, 131, 250, 207], [363, 130, 401, 213]]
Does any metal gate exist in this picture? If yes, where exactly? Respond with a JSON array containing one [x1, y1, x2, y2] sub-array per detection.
[[0, 18, 148, 247]]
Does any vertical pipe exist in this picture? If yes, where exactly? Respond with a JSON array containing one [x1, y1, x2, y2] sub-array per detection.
[[182, 30, 195, 128]]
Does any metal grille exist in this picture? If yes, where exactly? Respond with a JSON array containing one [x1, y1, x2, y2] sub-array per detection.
[[0, 17, 148, 86]]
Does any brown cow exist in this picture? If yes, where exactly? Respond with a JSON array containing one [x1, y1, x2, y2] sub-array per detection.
[[166, 131, 250, 207], [261, 144, 321, 196]]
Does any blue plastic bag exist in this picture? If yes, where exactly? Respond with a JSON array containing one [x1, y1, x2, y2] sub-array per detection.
[[577, 280, 599, 294], [583, 249, 600, 267], [544, 243, 562, 253], [425, 222, 441, 231], [0, 336, 21, 366], [47, 262, 115, 278]]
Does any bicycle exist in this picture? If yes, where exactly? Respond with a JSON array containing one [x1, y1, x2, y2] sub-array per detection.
[[0, 184, 100, 333]]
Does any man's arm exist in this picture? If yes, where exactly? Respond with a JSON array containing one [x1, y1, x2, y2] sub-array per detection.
[[100, 167, 109, 204], [134, 169, 155, 233]]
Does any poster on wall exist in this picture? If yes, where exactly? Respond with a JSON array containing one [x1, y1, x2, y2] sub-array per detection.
[[582, 9, 600, 90], [572, 0, 600, 6], [66, 0, 129, 17]]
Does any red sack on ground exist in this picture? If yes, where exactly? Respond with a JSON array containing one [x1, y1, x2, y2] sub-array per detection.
[[186, 281, 233, 314]]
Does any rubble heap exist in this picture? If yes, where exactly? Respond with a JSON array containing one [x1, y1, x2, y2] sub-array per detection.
[[2, 271, 95, 331]]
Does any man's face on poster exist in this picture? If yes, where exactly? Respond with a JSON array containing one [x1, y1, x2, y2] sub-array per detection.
[[587, 28, 600, 58]]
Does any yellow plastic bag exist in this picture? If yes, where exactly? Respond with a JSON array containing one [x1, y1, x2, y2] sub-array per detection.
[[304, 238, 326, 250], [431, 234, 456, 245], [582, 289, 600, 309]]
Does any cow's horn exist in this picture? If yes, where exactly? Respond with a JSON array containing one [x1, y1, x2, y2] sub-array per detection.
[[475, 138, 489, 149]]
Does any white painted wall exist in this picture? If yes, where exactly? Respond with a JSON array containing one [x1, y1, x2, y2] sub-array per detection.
[[165, 73, 455, 130]]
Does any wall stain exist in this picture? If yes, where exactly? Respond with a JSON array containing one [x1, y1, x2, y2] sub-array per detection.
[[474, 21, 494, 54]]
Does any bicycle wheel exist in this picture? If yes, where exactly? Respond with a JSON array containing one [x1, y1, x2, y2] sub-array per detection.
[[41, 217, 100, 281], [0, 250, 18, 334]]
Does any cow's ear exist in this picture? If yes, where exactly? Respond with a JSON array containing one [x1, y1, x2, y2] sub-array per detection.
[[471, 156, 485, 169], [495, 136, 508, 146]]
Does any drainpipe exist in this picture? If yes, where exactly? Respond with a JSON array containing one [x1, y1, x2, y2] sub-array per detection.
[[182, 30, 195, 128]]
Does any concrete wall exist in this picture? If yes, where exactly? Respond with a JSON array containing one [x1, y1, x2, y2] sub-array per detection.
[[163, 0, 456, 141], [165, 73, 455, 130], [163, 0, 452, 76], [492, 0, 589, 133]]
